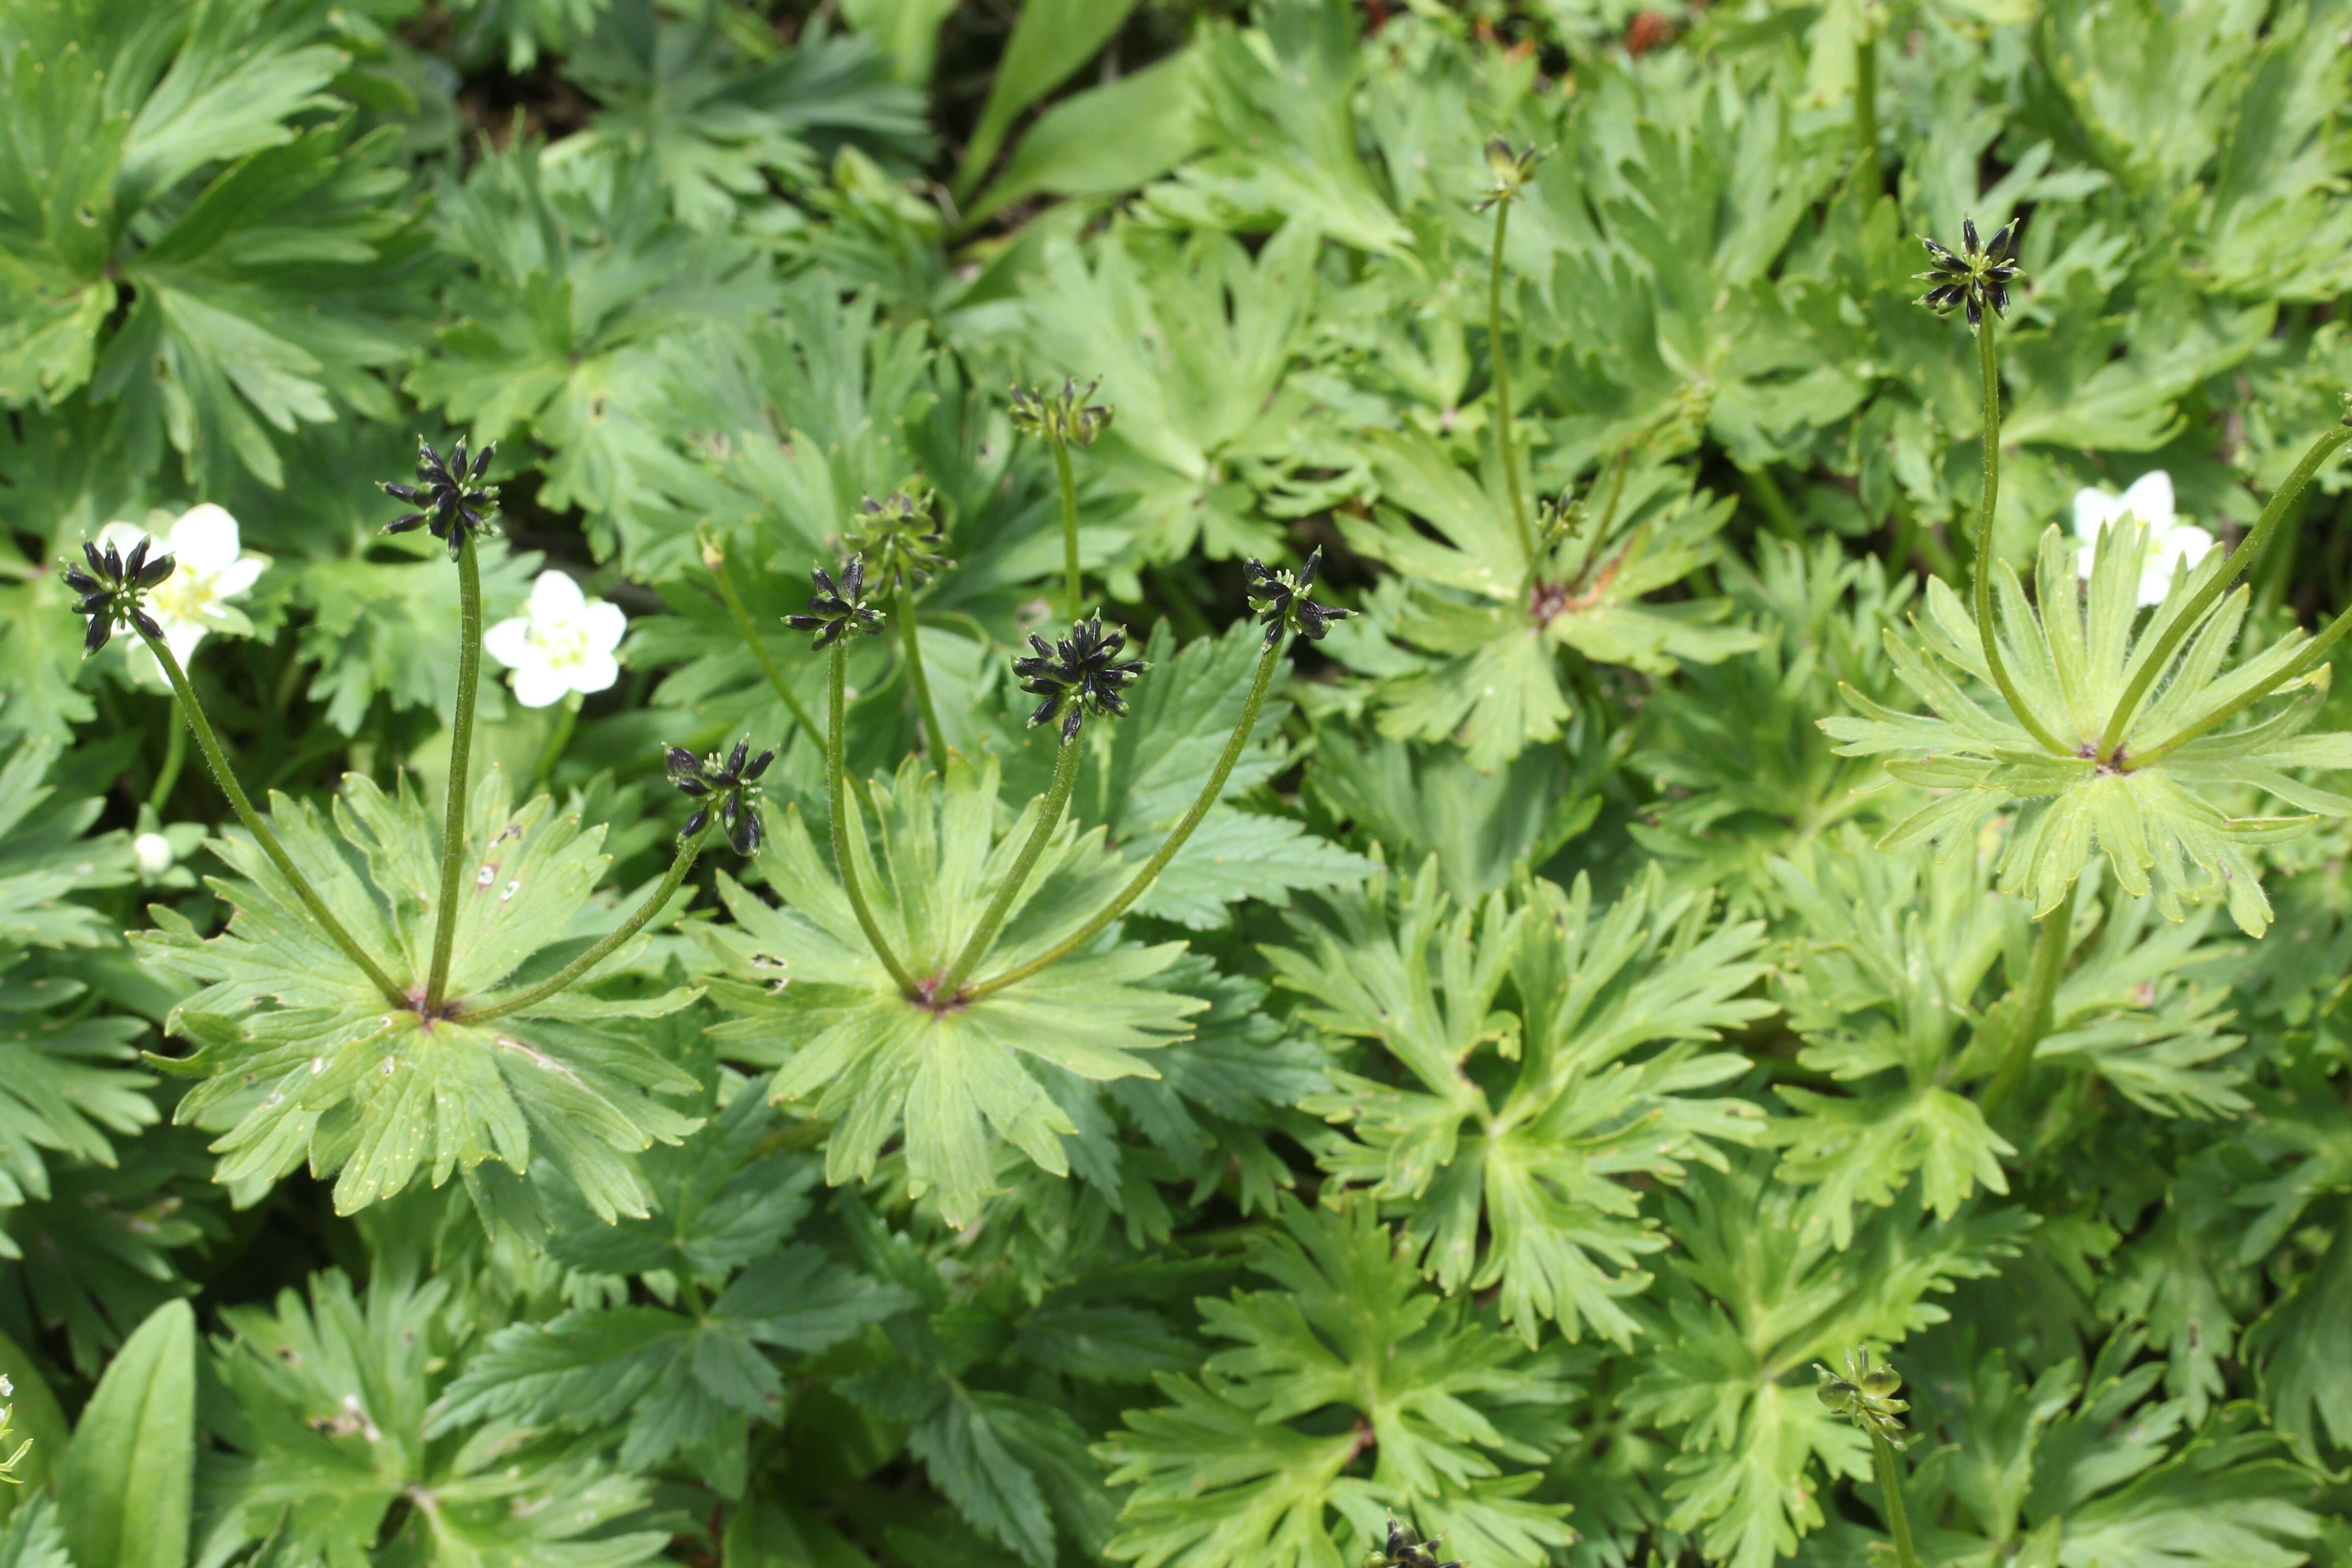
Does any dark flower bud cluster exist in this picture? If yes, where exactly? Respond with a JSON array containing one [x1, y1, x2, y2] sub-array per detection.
[[382, 436, 499, 559], [1363, 1518, 1461, 1568], [62, 538, 174, 658], [1473, 135, 1544, 213], [1243, 548, 1351, 648], [1014, 614, 1147, 743], [1008, 377, 1113, 448], [665, 737, 775, 855], [1916, 216, 2025, 327], [1814, 1348, 1910, 1447], [849, 489, 950, 590], [785, 556, 887, 648]]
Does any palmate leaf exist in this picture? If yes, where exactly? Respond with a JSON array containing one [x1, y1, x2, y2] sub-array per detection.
[[134, 766, 700, 1218], [699, 756, 1203, 1226], [1278, 859, 1771, 1347], [1627, 1161, 2031, 1568], [1897, 1332, 2320, 1568], [0, 0, 426, 489], [1823, 516, 2352, 935], [1096, 1199, 1578, 1568], [1348, 437, 1753, 771], [202, 1268, 672, 1568]]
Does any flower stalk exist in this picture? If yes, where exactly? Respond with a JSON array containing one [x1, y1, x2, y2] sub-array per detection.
[[1980, 881, 2077, 1122], [933, 736, 1084, 1002], [424, 532, 483, 1012], [1054, 442, 1082, 620], [465, 820, 712, 1026], [1487, 187, 1535, 574], [830, 642, 919, 996], [895, 572, 946, 758], [1968, 311, 2069, 757], [141, 630, 407, 1007]]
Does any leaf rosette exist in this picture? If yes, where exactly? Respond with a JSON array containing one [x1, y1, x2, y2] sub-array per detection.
[[700, 756, 1205, 1226], [1823, 516, 2352, 935], [136, 769, 700, 1218]]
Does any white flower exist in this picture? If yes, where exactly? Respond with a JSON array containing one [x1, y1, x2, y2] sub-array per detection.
[[96, 503, 268, 670], [133, 832, 176, 879], [483, 570, 627, 708], [2071, 470, 2214, 608]]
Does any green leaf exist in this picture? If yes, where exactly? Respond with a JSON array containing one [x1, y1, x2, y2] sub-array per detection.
[[702, 756, 1202, 1225], [58, 1298, 194, 1568], [952, 0, 1142, 203], [136, 766, 701, 1216], [964, 48, 1205, 227]]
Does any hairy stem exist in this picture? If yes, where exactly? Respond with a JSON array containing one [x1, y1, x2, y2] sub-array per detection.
[[1970, 314, 2071, 756], [1853, 30, 1884, 199], [2097, 422, 2352, 762], [1054, 442, 1083, 621], [935, 735, 1083, 1000], [966, 637, 1283, 1001], [830, 642, 919, 996], [895, 572, 946, 759], [464, 824, 709, 1025], [1871, 1434, 1920, 1568], [148, 711, 186, 812], [2122, 607, 2352, 772], [1980, 880, 2077, 1122], [1490, 198, 1536, 573], [710, 544, 876, 816], [425, 536, 483, 1011], [141, 631, 407, 1007]]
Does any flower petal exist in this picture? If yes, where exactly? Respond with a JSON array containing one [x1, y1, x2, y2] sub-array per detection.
[[581, 599, 628, 653], [169, 504, 243, 573], [569, 649, 620, 696], [2115, 470, 2175, 532], [527, 569, 586, 622], [2071, 486, 2121, 542], [482, 616, 535, 671], [210, 555, 266, 599], [510, 662, 569, 708]]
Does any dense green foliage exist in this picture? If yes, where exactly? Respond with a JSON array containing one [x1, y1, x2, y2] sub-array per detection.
[[5, 0, 2352, 1565]]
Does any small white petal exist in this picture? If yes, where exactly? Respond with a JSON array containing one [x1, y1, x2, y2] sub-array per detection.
[[210, 555, 266, 599], [580, 599, 628, 653], [569, 649, 620, 696], [169, 504, 243, 573], [511, 663, 569, 708], [2115, 470, 2176, 532], [164, 618, 208, 664], [482, 616, 535, 671], [528, 570, 586, 620]]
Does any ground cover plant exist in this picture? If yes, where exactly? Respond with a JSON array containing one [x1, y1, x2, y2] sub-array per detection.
[[5, 0, 2352, 1565]]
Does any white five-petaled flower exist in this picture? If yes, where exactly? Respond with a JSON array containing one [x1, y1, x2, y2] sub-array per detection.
[[95, 504, 269, 673], [2072, 471, 2213, 608], [484, 570, 627, 708]]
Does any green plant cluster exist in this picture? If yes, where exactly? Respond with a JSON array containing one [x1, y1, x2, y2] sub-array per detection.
[[6, 2, 2352, 1567]]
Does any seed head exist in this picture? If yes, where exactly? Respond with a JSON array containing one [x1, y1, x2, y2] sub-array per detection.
[[1242, 548, 1352, 649], [1814, 1347, 1910, 1447], [1915, 216, 2026, 328], [1013, 614, 1147, 744], [1473, 136, 1545, 213], [665, 737, 776, 855], [1009, 377, 1113, 448], [784, 556, 887, 648], [61, 536, 174, 658], [1364, 1518, 1462, 1568], [381, 436, 500, 559], [848, 489, 951, 591]]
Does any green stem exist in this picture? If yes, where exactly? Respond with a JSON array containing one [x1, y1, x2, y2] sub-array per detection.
[[829, 643, 919, 996], [140, 631, 407, 1007], [1970, 314, 2071, 756], [1054, 442, 1084, 621], [147, 712, 186, 812], [1853, 30, 1884, 199], [966, 637, 1283, 1002], [709, 544, 878, 817], [1871, 1433, 1920, 1568], [1742, 466, 1804, 543], [2122, 605, 2352, 772], [425, 535, 483, 1012], [2097, 422, 2352, 762], [1979, 880, 2077, 1122], [1490, 197, 1535, 574], [935, 737, 1083, 1000], [533, 700, 578, 794], [464, 825, 709, 1026], [896, 572, 946, 759]]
